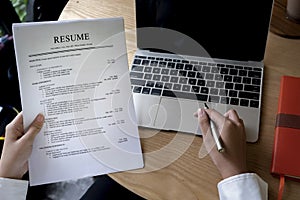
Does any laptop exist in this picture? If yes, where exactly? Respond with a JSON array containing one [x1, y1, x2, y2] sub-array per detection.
[[129, 0, 274, 142]]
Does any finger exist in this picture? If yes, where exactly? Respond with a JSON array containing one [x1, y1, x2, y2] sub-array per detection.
[[5, 112, 24, 140], [204, 109, 225, 128], [21, 114, 44, 143], [198, 108, 215, 158], [197, 108, 210, 136], [226, 109, 240, 121]]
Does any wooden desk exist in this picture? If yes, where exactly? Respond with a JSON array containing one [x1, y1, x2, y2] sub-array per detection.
[[59, 1, 300, 199]]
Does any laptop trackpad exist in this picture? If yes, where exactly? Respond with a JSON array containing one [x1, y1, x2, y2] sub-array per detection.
[[133, 94, 160, 127], [154, 97, 200, 133]]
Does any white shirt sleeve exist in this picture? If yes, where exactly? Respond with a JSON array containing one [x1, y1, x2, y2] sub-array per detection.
[[0, 177, 28, 200], [217, 173, 268, 200]]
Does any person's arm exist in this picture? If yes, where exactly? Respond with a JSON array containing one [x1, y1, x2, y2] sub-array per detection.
[[196, 108, 268, 200], [0, 112, 44, 200]]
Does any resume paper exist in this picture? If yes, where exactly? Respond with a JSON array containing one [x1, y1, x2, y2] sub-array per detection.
[[12, 18, 144, 186]]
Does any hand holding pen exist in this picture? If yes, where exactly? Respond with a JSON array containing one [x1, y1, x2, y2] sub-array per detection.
[[204, 103, 224, 152], [195, 106, 248, 179]]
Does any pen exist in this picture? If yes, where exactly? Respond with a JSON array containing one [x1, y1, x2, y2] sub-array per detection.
[[203, 103, 224, 153]]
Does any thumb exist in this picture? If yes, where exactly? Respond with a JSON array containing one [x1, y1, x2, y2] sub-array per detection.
[[21, 113, 44, 143], [198, 108, 215, 158], [197, 108, 210, 136]]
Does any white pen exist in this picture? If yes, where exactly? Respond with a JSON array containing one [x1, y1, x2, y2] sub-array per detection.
[[204, 103, 224, 153]]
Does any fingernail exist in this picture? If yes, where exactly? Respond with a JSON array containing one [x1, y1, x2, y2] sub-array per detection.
[[198, 108, 205, 117], [37, 114, 44, 122]]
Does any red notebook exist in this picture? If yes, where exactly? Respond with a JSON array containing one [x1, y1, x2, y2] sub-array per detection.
[[271, 75, 300, 199]]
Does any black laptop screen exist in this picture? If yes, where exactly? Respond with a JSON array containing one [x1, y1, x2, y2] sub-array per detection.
[[135, 0, 274, 62]]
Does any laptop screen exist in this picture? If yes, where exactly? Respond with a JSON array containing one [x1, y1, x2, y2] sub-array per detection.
[[135, 0, 274, 62]]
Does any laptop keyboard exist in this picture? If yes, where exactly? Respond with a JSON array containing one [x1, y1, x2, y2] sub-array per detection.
[[129, 55, 262, 108]]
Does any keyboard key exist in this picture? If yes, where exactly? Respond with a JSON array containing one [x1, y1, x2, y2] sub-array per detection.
[[133, 86, 142, 93], [248, 71, 261, 78], [252, 78, 261, 85], [152, 67, 161, 74], [187, 71, 196, 77], [224, 75, 232, 82], [131, 79, 146, 86], [230, 98, 239, 105], [219, 89, 228, 96], [220, 97, 230, 104], [220, 68, 229, 74], [229, 69, 238, 75], [146, 81, 155, 87], [193, 65, 202, 72], [130, 71, 144, 79], [244, 85, 260, 93], [234, 84, 243, 90], [197, 72, 204, 79], [192, 86, 200, 93], [238, 70, 247, 76], [142, 87, 151, 94], [142, 60, 150, 66], [211, 67, 219, 73], [167, 62, 175, 68], [205, 73, 214, 80], [135, 55, 146, 59], [159, 61, 167, 67], [188, 78, 197, 85], [170, 69, 178, 76], [239, 91, 259, 100], [144, 73, 152, 80], [151, 88, 162, 96], [161, 75, 170, 82], [179, 70, 187, 77], [150, 61, 158, 66], [144, 67, 152, 73], [179, 77, 188, 84], [164, 83, 173, 89], [240, 99, 249, 107], [185, 64, 193, 70], [176, 63, 184, 69], [214, 74, 223, 81], [161, 68, 170, 75], [202, 66, 211, 72], [170, 77, 179, 83], [201, 87, 209, 94], [250, 100, 259, 108], [209, 95, 220, 103], [216, 82, 224, 88], [133, 59, 141, 64], [173, 84, 182, 90], [233, 76, 242, 83], [155, 82, 164, 88], [162, 90, 208, 101], [132, 65, 144, 71], [225, 82, 233, 89], [210, 88, 219, 95], [206, 81, 215, 87], [153, 75, 161, 81], [197, 79, 206, 86], [229, 90, 237, 97], [182, 85, 191, 92], [242, 77, 251, 84]]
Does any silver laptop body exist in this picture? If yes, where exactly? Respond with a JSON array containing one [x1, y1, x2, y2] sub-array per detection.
[[130, 0, 274, 142]]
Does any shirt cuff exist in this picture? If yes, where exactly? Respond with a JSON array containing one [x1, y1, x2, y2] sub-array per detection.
[[217, 173, 268, 200], [0, 177, 28, 200]]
